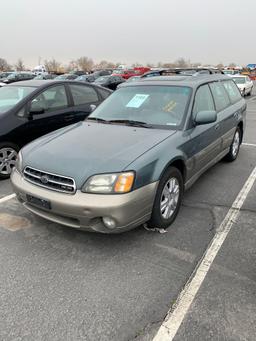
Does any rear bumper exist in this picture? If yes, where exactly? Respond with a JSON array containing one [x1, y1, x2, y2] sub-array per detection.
[[11, 169, 158, 233]]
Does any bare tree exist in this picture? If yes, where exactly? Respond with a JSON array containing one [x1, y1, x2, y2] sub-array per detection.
[[15, 58, 25, 71], [228, 62, 236, 68], [44, 58, 62, 72], [76, 57, 94, 72], [0, 58, 11, 71], [216, 63, 224, 69], [174, 58, 189, 68], [65, 60, 78, 72], [96, 60, 116, 69], [162, 62, 176, 68]]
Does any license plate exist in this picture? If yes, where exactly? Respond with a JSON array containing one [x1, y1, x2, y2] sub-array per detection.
[[26, 194, 51, 210]]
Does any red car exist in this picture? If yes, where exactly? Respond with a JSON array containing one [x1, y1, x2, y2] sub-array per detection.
[[112, 67, 150, 80]]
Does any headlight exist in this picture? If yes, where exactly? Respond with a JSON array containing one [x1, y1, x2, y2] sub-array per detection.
[[16, 151, 23, 173], [82, 172, 135, 194]]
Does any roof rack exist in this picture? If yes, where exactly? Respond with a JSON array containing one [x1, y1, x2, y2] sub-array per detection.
[[141, 68, 224, 78]]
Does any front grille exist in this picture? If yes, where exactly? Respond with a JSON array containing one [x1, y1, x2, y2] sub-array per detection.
[[23, 166, 76, 194]]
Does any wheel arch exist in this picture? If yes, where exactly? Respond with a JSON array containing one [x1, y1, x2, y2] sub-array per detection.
[[159, 157, 187, 183]]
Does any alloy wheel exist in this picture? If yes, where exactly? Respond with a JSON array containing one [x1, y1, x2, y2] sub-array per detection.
[[160, 177, 180, 219], [232, 131, 240, 158], [0, 147, 18, 175]]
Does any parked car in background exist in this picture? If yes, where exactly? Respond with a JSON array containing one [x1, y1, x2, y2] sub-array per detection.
[[223, 69, 240, 75], [94, 75, 125, 90], [0, 82, 5, 88], [54, 73, 78, 80], [76, 74, 97, 83], [0, 80, 112, 179], [112, 68, 150, 80], [34, 73, 57, 80], [92, 70, 113, 78], [11, 74, 246, 233], [232, 75, 253, 96], [70, 71, 86, 76], [126, 76, 142, 82], [0, 72, 14, 80], [2, 72, 35, 84]]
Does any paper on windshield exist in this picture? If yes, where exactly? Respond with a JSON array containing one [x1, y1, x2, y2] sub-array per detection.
[[126, 94, 149, 108]]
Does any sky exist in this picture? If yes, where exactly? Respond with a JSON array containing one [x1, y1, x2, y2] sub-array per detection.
[[1, 0, 255, 68]]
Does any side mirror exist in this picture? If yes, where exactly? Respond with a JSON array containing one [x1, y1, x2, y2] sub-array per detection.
[[29, 101, 45, 115], [195, 110, 217, 125], [89, 104, 97, 113]]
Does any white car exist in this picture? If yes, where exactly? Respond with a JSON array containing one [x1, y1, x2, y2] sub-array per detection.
[[232, 75, 253, 96], [0, 82, 5, 87]]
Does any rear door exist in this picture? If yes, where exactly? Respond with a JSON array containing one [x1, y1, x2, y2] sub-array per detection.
[[68, 83, 102, 122], [187, 83, 222, 176], [221, 80, 245, 150]]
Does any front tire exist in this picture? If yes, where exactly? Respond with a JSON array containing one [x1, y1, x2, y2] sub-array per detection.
[[224, 127, 241, 162], [0, 143, 19, 180], [148, 167, 184, 229]]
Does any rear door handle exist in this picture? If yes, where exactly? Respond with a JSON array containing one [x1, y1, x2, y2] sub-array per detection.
[[64, 115, 75, 121], [215, 123, 220, 130]]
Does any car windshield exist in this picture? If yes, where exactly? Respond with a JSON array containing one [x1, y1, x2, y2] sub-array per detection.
[[88, 85, 191, 129], [233, 77, 246, 84], [0, 86, 35, 114]]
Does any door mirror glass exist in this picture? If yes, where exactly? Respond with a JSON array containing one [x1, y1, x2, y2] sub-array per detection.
[[195, 110, 217, 125], [89, 104, 97, 113], [30, 101, 45, 115]]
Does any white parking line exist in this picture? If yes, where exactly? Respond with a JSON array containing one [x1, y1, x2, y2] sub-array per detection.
[[153, 166, 256, 341], [0, 193, 16, 204], [243, 143, 256, 147]]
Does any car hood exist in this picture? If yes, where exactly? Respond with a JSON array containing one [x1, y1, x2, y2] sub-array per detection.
[[22, 121, 176, 188]]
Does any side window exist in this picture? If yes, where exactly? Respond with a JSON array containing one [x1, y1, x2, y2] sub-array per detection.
[[97, 87, 111, 100], [31, 85, 68, 113], [70, 84, 99, 105], [209, 82, 231, 111], [222, 80, 241, 103], [192, 84, 215, 116]]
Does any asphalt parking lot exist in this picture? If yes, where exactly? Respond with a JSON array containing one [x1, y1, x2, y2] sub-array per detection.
[[0, 92, 256, 341]]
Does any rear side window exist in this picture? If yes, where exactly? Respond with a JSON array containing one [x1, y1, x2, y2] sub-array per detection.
[[209, 82, 231, 111], [222, 80, 241, 103], [193, 84, 215, 116], [97, 87, 111, 99], [70, 84, 99, 105]]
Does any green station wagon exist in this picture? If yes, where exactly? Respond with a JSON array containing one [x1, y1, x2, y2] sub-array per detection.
[[11, 74, 246, 233]]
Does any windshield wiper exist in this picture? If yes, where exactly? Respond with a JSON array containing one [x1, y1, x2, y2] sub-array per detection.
[[108, 119, 153, 128], [86, 117, 109, 123]]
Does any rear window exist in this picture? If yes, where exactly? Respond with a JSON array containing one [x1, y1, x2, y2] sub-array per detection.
[[97, 87, 111, 99], [209, 82, 231, 111], [70, 84, 99, 105], [222, 80, 241, 104]]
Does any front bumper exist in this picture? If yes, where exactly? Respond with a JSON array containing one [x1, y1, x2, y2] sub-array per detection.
[[11, 169, 158, 233]]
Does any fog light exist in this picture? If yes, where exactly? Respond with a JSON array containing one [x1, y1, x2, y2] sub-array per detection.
[[102, 217, 116, 229]]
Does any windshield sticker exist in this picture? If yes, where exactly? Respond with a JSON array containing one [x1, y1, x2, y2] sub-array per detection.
[[163, 100, 177, 112], [126, 94, 149, 108]]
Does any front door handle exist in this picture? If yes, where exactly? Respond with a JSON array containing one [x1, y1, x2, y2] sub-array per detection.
[[215, 123, 220, 130]]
